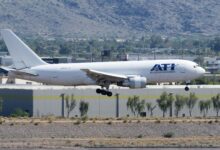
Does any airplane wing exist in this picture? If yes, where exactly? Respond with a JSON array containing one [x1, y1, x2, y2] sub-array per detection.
[[81, 69, 127, 82]]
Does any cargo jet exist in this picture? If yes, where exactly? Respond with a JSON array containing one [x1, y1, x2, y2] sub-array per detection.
[[0, 29, 205, 96]]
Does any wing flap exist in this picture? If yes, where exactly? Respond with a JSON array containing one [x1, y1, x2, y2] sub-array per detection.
[[81, 69, 127, 82]]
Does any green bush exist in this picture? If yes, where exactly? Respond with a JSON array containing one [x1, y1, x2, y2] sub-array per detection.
[[79, 101, 89, 117], [10, 108, 29, 117]]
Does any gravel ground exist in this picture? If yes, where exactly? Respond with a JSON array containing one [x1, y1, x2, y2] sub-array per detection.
[[0, 121, 219, 139], [0, 119, 220, 148]]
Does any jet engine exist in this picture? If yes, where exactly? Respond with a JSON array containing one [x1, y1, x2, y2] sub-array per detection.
[[118, 76, 147, 88]]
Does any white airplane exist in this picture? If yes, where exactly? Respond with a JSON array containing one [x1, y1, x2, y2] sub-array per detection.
[[1, 29, 205, 96]]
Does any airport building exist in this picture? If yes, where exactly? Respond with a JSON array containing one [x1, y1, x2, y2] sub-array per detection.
[[204, 57, 220, 73], [0, 84, 219, 118]]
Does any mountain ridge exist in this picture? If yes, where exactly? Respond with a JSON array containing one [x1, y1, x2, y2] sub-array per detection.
[[0, 0, 220, 38]]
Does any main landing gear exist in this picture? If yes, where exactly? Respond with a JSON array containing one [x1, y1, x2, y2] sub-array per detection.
[[96, 88, 113, 97]]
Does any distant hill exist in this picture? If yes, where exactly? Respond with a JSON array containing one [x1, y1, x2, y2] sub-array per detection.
[[0, 0, 220, 38]]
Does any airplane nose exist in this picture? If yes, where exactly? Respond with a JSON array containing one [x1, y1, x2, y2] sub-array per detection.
[[197, 67, 206, 76]]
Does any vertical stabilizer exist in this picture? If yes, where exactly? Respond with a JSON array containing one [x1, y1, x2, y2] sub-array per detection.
[[1, 29, 47, 69]]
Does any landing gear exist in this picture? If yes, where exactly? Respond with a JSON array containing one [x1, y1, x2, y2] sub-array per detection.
[[96, 88, 112, 97], [96, 81, 113, 97], [184, 86, 189, 91], [184, 81, 190, 91]]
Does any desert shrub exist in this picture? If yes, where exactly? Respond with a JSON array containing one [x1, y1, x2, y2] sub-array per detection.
[[155, 119, 161, 123], [74, 120, 81, 125], [107, 121, 112, 125], [117, 118, 122, 120], [137, 134, 143, 138], [81, 116, 88, 123], [48, 118, 53, 124], [123, 119, 127, 123], [169, 120, 177, 124], [208, 120, 213, 124], [74, 143, 81, 147], [34, 122, 40, 126], [65, 94, 76, 118], [163, 132, 174, 138]]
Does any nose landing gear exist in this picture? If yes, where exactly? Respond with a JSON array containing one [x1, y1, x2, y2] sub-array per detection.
[[184, 81, 190, 91], [184, 86, 189, 91]]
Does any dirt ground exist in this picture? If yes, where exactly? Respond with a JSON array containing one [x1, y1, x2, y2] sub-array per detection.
[[0, 117, 220, 149]]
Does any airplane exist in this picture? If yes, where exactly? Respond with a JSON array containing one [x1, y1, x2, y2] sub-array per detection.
[[0, 29, 206, 97]]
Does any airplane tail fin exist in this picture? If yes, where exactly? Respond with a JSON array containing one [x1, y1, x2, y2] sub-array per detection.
[[1, 29, 47, 69]]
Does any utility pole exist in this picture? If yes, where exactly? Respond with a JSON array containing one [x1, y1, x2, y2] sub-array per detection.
[[115, 93, 119, 118], [169, 93, 173, 117], [60, 93, 65, 117]]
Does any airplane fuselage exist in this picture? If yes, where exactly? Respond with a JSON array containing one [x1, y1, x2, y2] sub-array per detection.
[[10, 59, 205, 86]]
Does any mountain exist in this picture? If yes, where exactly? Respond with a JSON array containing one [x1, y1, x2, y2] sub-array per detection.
[[0, 0, 220, 38]]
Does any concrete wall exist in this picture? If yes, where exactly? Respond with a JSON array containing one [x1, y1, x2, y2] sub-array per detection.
[[33, 90, 63, 117], [0, 89, 33, 116], [0, 85, 220, 117], [31, 86, 220, 117]]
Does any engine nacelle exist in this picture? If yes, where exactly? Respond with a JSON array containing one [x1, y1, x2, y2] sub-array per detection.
[[118, 76, 147, 88]]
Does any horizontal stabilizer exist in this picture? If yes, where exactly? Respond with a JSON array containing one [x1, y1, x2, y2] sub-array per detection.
[[11, 70, 38, 76], [0, 66, 38, 76]]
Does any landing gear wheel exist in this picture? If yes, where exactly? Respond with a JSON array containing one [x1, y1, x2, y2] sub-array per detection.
[[101, 90, 107, 95], [185, 86, 189, 91], [107, 91, 112, 97], [96, 89, 101, 94]]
